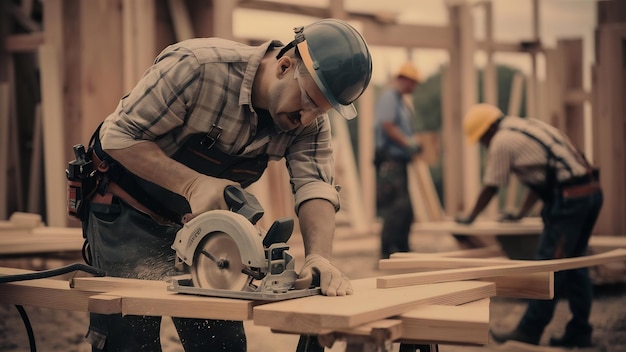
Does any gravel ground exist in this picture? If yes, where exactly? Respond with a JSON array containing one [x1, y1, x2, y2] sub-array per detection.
[[1, 230, 625, 352]]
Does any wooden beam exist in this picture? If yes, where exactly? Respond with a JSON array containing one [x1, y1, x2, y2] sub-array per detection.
[[360, 21, 451, 49], [379, 256, 519, 271], [483, 272, 553, 299], [253, 279, 495, 334], [38, 44, 67, 227], [377, 249, 626, 288], [397, 299, 490, 345], [410, 218, 543, 236], [379, 257, 553, 299], [0, 83, 9, 220], [0, 277, 94, 311], [167, 0, 194, 41], [4, 32, 44, 52]]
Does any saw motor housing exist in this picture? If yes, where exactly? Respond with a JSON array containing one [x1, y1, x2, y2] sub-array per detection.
[[171, 210, 300, 295]]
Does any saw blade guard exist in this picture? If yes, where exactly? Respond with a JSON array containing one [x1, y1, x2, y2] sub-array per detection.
[[172, 210, 266, 269]]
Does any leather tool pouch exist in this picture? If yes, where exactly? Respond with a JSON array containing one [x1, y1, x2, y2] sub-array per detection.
[[66, 144, 97, 221]]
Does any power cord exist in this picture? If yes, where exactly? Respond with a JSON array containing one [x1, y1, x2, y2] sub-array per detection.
[[1, 262, 106, 351]]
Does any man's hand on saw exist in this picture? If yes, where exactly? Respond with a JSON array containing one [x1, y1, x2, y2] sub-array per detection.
[[294, 254, 353, 296], [181, 174, 239, 214]]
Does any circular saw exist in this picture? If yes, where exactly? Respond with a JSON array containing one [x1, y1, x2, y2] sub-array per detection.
[[168, 186, 321, 300]]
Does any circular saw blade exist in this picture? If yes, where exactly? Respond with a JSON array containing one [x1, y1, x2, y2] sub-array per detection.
[[191, 232, 249, 291]]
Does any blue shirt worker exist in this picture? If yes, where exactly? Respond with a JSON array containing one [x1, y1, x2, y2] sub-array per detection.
[[75, 19, 373, 352], [374, 63, 422, 259], [456, 103, 603, 348]]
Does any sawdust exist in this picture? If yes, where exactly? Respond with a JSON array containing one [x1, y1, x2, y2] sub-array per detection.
[[1, 231, 625, 352]]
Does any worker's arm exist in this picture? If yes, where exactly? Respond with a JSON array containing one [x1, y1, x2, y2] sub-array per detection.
[[294, 198, 352, 296], [455, 185, 499, 224], [105, 141, 236, 214], [500, 188, 540, 221]]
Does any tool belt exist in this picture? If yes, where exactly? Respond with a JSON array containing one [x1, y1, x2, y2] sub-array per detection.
[[560, 181, 601, 199], [90, 152, 173, 224]]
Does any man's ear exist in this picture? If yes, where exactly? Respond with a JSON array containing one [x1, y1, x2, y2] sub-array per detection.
[[276, 56, 293, 78]]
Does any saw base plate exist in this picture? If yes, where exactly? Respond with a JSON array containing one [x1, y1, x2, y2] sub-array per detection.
[[168, 275, 321, 301]]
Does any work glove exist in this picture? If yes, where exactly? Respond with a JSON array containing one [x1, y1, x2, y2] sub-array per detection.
[[455, 215, 475, 225], [498, 212, 523, 222], [294, 254, 353, 296], [181, 174, 238, 215]]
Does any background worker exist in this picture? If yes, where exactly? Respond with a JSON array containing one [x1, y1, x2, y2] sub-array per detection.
[[374, 62, 422, 259], [80, 19, 372, 351], [456, 103, 603, 348]]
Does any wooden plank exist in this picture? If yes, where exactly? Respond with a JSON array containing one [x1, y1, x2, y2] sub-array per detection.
[[73, 276, 254, 320], [93, 288, 255, 321], [398, 298, 490, 345], [411, 218, 543, 236], [88, 293, 122, 314], [389, 245, 505, 259], [407, 159, 431, 223], [167, 0, 194, 41], [276, 300, 491, 346], [4, 32, 44, 52], [27, 105, 43, 213], [0, 83, 9, 220], [71, 276, 168, 292], [377, 249, 626, 288], [411, 158, 444, 221], [589, 235, 626, 251], [0, 277, 93, 311], [379, 257, 553, 299], [38, 43, 67, 227], [253, 279, 495, 334], [0, 271, 255, 320], [483, 272, 553, 299], [379, 256, 520, 271]]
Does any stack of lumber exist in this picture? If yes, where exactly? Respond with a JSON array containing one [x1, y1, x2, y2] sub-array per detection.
[[2, 249, 625, 348], [0, 212, 83, 256], [254, 249, 626, 346]]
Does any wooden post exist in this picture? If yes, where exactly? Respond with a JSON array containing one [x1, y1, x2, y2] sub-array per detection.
[[592, 17, 626, 235], [38, 44, 67, 227], [357, 87, 376, 227], [448, 4, 478, 215], [482, 1, 498, 218]]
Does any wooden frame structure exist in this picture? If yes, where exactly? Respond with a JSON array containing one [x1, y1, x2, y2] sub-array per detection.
[[1, 1, 624, 237]]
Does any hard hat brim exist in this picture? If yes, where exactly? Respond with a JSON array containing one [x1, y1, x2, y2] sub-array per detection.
[[297, 41, 358, 120]]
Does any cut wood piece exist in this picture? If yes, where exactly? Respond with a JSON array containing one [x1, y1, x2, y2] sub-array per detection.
[[397, 298, 490, 345], [481, 272, 553, 299], [411, 218, 543, 236], [389, 245, 505, 259], [0, 277, 94, 311], [307, 319, 404, 347], [73, 276, 256, 320], [92, 288, 255, 321], [377, 249, 626, 288], [71, 276, 169, 292], [589, 235, 626, 251], [9, 212, 43, 228], [379, 257, 553, 299], [88, 293, 122, 314], [253, 279, 495, 334], [379, 256, 519, 271]]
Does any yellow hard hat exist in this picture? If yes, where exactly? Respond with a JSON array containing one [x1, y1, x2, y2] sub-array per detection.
[[396, 62, 420, 82], [463, 103, 503, 144]]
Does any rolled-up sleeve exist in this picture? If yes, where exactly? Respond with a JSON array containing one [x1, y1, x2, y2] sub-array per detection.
[[286, 115, 340, 213]]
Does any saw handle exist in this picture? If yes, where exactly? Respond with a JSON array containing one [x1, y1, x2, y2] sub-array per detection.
[[224, 185, 264, 224]]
